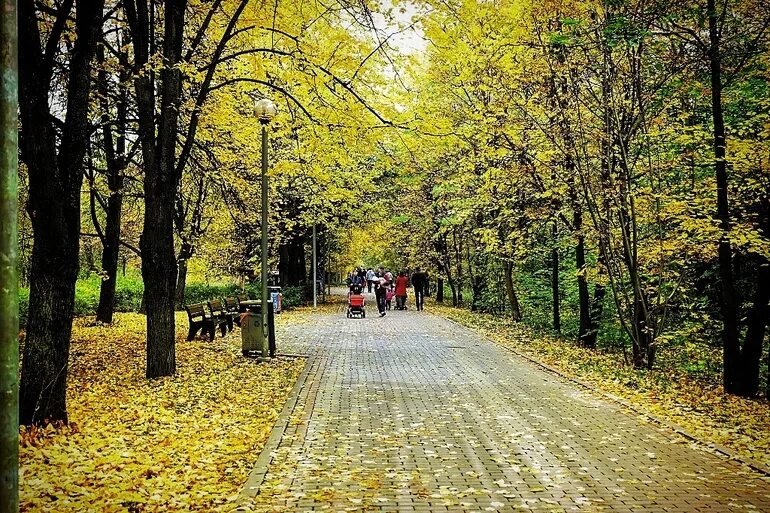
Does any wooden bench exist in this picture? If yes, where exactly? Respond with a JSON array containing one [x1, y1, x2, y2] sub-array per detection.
[[208, 299, 234, 334], [224, 297, 241, 327], [184, 303, 219, 341]]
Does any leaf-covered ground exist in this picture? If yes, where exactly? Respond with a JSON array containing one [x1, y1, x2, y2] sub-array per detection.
[[19, 312, 304, 512], [431, 303, 770, 472]]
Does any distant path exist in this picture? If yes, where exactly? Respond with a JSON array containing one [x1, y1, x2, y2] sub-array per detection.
[[243, 295, 770, 512]]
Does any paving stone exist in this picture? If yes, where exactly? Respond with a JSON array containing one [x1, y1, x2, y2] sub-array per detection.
[[245, 300, 770, 512]]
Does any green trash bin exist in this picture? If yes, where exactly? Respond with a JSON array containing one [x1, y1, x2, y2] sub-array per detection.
[[239, 300, 276, 356]]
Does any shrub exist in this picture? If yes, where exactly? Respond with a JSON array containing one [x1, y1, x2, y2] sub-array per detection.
[[183, 283, 242, 305], [74, 279, 100, 317], [17, 277, 294, 322], [280, 286, 303, 309], [242, 283, 303, 310], [113, 276, 143, 312]]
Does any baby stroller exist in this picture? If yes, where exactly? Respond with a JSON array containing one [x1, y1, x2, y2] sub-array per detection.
[[347, 292, 366, 318]]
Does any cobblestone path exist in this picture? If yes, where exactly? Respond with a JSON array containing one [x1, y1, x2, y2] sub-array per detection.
[[242, 305, 770, 512]]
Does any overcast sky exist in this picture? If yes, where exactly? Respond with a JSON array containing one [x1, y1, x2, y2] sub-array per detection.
[[370, 1, 429, 56]]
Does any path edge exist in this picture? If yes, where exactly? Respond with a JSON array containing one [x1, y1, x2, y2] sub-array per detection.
[[439, 314, 770, 478], [236, 355, 313, 507]]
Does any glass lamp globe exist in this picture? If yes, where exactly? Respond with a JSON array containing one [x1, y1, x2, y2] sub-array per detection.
[[254, 98, 278, 123]]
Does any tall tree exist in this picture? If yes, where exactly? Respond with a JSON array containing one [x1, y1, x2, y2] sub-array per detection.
[[18, 0, 105, 424], [124, 0, 186, 378], [92, 30, 134, 324]]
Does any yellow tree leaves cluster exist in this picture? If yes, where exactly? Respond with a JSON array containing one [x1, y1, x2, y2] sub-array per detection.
[[393, 0, 770, 395], [183, 0, 407, 286], [18, 0, 409, 424]]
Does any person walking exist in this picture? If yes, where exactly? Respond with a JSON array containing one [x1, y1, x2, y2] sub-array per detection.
[[357, 267, 367, 287], [394, 271, 409, 309], [374, 272, 388, 317], [366, 268, 375, 293], [411, 267, 428, 311]]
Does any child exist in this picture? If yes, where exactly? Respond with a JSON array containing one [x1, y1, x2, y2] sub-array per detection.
[[385, 288, 395, 310]]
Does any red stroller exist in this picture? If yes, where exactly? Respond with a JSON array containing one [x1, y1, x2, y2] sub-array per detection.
[[347, 293, 366, 318]]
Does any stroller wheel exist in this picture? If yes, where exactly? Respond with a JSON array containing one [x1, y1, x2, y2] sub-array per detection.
[[362, 310, 366, 318], [347, 311, 351, 318]]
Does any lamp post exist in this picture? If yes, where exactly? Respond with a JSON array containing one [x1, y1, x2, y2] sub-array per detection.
[[312, 224, 317, 308], [255, 98, 277, 358], [1, 0, 19, 508]]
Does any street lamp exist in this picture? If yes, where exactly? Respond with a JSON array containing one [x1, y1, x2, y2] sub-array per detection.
[[255, 98, 277, 358]]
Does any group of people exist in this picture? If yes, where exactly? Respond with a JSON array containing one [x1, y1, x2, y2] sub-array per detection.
[[346, 267, 429, 317]]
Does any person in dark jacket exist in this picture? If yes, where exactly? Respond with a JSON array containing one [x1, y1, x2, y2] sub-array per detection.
[[411, 268, 428, 311], [374, 272, 388, 316]]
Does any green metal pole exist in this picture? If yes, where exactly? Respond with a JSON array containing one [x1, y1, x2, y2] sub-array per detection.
[[0, 0, 18, 511], [260, 122, 269, 358]]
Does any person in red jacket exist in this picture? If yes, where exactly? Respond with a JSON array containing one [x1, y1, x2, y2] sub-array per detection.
[[394, 271, 409, 310]]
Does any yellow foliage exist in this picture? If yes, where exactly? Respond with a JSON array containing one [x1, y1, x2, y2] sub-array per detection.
[[19, 313, 304, 512]]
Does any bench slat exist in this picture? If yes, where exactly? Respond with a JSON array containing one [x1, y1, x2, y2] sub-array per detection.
[[185, 303, 207, 319]]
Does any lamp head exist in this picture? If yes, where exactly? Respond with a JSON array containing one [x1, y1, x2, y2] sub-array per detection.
[[254, 98, 278, 124]]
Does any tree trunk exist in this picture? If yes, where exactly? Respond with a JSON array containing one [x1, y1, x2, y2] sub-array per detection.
[[574, 209, 591, 345], [128, 0, 187, 378], [96, 190, 123, 323], [583, 283, 605, 348], [146, 0, 185, 378], [95, 40, 128, 324], [279, 231, 307, 287], [707, 0, 740, 393], [503, 261, 522, 321], [452, 228, 464, 305], [631, 293, 654, 369], [18, 0, 104, 425], [737, 260, 770, 396], [440, 258, 457, 306], [551, 227, 560, 333], [174, 241, 193, 310], [436, 277, 444, 303], [174, 259, 187, 310], [0, 0, 19, 501], [470, 277, 483, 312]]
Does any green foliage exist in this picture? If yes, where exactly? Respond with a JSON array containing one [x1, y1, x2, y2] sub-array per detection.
[[16, 278, 316, 326], [113, 275, 145, 312], [280, 286, 304, 309], [183, 283, 243, 305], [236, 283, 303, 309]]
